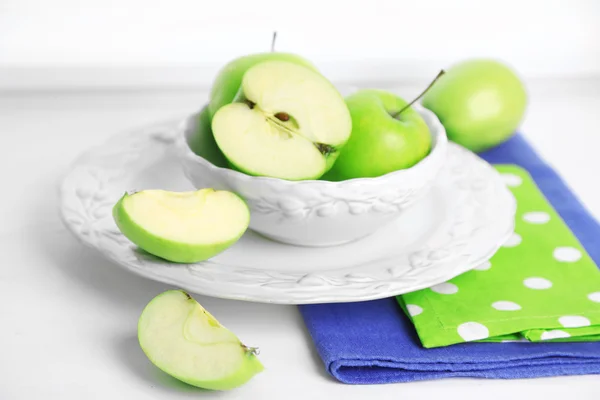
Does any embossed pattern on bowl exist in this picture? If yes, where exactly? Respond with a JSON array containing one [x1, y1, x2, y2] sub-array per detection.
[[176, 104, 448, 247]]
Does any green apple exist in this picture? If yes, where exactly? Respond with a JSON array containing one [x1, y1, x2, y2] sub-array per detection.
[[185, 105, 228, 168], [138, 290, 264, 390], [422, 59, 527, 152], [113, 188, 249, 263], [212, 60, 352, 181], [209, 52, 317, 119], [324, 89, 431, 180]]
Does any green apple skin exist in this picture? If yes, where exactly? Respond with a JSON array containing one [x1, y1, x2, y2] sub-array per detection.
[[138, 290, 264, 391], [112, 189, 249, 264], [209, 53, 317, 119], [186, 105, 228, 168], [175, 351, 264, 391], [324, 89, 431, 180], [421, 59, 527, 152], [173, 350, 263, 391]]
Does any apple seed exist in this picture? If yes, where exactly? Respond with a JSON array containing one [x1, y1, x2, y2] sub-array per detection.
[[274, 112, 290, 122]]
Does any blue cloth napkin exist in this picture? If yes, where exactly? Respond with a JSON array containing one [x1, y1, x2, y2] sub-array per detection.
[[299, 134, 600, 384]]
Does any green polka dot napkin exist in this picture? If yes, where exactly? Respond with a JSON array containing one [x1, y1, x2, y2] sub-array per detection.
[[398, 165, 600, 348]]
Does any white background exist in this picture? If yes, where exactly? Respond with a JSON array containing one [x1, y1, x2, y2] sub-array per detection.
[[1, 0, 600, 89], [1, 1, 600, 399]]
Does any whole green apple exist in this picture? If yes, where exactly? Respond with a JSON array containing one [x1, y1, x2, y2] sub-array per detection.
[[422, 59, 527, 152], [209, 52, 317, 119], [324, 89, 431, 180]]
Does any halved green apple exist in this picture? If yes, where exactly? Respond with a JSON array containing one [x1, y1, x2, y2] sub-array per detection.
[[212, 60, 352, 181], [138, 290, 264, 390], [112, 189, 249, 263], [208, 52, 317, 120]]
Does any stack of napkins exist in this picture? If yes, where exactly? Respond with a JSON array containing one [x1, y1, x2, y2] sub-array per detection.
[[299, 134, 600, 383]]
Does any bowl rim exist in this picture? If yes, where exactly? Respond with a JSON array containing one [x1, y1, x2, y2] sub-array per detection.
[[176, 103, 448, 187]]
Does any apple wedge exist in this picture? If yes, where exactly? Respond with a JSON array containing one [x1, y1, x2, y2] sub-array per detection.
[[138, 290, 264, 390], [113, 189, 249, 263], [212, 60, 352, 181]]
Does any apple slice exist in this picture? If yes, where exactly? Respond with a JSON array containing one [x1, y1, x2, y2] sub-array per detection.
[[113, 189, 249, 263], [212, 60, 352, 181], [138, 290, 264, 390]]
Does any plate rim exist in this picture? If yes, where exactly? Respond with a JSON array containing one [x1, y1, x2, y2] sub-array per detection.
[[59, 119, 517, 304]]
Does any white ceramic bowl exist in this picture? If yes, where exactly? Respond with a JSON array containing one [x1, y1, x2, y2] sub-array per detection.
[[175, 104, 448, 247]]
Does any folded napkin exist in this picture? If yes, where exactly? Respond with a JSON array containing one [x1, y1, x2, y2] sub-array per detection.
[[299, 134, 600, 383], [398, 164, 600, 348]]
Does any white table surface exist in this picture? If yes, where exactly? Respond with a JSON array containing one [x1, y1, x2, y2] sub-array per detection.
[[2, 78, 600, 399]]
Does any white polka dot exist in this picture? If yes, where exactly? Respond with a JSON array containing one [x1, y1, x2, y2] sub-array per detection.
[[524, 277, 553, 290], [559, 316, 591, 328], [541, 330, 571, 340], [502, 173, 522, 187], [430, 282, 458, 295], [502, 233, 522, 247], [492, 301, 522, 311], [474, 261, 491, 271], [502, 338, 529, 343], [523, 211, 550, 224], [588, 292, 600, 303], [457, 322, 489, 341], [406, 304, 423, 316], [553, 247, 582, 262]]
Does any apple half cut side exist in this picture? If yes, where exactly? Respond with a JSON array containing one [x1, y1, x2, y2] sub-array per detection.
[[212, 60, 352, 181], [112, 189, 249, 263], [138, 290, 264, 391], [208, 52, 318, 120]]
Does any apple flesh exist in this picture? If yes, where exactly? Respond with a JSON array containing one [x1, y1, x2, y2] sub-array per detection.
[[113, 189, 249, 263], [324, 89, 431, 180], [422, 59, 527, 152], [212, 60, 352, 181], [209, 52, 317, 120], [138, 290, 264, 390]]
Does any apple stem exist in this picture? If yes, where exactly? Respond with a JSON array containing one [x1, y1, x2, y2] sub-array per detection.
[[243, 345, 260, 356], [390, 69, 445, 119], [271, 31, 277, 52], [316, 143, 335, 156]]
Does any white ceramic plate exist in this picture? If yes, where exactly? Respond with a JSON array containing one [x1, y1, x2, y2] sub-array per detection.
[[59, 119, 516, 304]]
